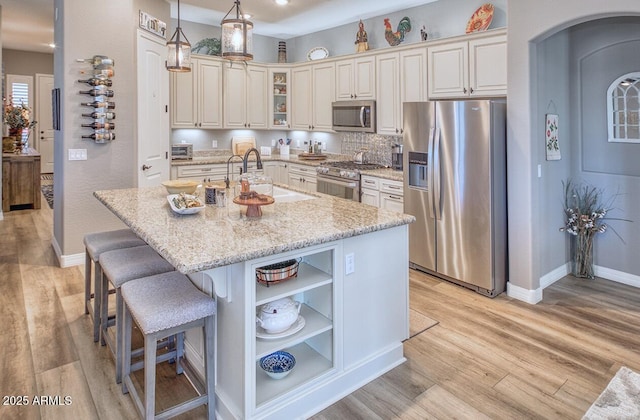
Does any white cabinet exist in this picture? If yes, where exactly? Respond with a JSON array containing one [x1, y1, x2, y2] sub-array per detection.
[[170, 55, 223, 128], [224, 63, 268, 129], [428, 31, 506, 99], [263, 160, 289, 184], [291, 63, 335, 131], [171, 163, 227, 182], [270, 68, 290, 129], [361, 175, 403, 211], [376, 48, 427, 135], [335, 56, 375, 101], [288, 163, 317, 193]]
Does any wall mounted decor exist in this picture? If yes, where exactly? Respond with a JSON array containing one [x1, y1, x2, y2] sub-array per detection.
[[139, 11, 167, 39], [77, 55, 115, 143], [545, 113, 560, 160]]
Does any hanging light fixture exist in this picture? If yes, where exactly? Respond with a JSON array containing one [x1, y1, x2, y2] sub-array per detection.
[[166, 0, 191, 72], [221, 0, 253, 61]]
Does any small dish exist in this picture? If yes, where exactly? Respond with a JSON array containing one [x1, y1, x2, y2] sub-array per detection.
[[465, 3, 494, 34], [167, 194, 205, 215], [260, 351, 296, 379], [307, 47, 329, 61], [257, 316, 305, 339]]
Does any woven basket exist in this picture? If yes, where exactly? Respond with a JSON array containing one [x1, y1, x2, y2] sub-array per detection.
[[256, 259, 300, 287]]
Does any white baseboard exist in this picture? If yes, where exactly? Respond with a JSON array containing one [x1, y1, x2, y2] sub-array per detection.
[[52, 236, 84, 268], [540, 263, 570, 289], [0, 211, 3, 221], [595, 265, 640, 288], [506, 282, 543, 304]]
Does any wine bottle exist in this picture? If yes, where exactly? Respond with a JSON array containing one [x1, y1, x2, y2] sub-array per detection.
[[92, 68, 114, 78], [81, 101, 115, 109], [82, 132, 116, 141], [81, 111, 116, 120], [78, 77, 112, 87], [77, 55, 114, 66], [81, 122, 115, 129], [79, 88, 114, 97]]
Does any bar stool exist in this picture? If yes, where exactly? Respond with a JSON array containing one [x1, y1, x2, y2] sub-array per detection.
[[121, 271, 216, 420], [99, 245, 175, 383], [84, 229, 146, 342]]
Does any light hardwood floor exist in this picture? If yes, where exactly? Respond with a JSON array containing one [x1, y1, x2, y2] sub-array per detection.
[[2, 196, 639, 419]]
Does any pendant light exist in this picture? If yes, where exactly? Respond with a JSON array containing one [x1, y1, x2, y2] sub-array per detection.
[[221, 0, 253, 61], [166, 0, 191, 72]]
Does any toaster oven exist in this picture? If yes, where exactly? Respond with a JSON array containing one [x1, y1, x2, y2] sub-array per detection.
[[171, 143, 193, 160]]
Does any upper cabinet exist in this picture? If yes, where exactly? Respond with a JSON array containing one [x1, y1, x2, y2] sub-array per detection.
[[335, 56, 376, 101], [376, 47, 427, 135], [170, 55, 223, 129], [224, 62, 268, 129], [427, 30, 506, 99], [291, 62, 335, 131], [269, 67, 290, 129]]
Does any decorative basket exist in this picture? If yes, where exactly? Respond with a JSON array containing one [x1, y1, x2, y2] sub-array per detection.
[[256, 259, 300, 287]]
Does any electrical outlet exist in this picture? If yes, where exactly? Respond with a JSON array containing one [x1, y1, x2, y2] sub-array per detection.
[[321, 142, 327, 151], [271, 139, 276, 147], [345, 253, 355, 275], [212, 139, 218, 148]]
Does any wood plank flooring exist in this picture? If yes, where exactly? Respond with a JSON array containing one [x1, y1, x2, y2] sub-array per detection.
[[2, 195, 639, 419]]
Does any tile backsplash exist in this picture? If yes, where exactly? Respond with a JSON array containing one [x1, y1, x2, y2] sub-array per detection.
[[340, 132, 402, 167]]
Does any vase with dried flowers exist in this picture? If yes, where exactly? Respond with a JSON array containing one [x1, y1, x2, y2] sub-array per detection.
[[560, 179, 629, 279], [3, 97, 37, 152]]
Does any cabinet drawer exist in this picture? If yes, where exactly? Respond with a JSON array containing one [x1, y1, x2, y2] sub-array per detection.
[[288, 164, 317, 177], [177, 164, 226, 179], [380, 180, 403, 195], [361, 175, 380, 190]]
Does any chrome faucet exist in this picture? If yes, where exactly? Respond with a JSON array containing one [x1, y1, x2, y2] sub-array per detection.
[[225, 154, 244, 189], [242, 147, 263, 174]]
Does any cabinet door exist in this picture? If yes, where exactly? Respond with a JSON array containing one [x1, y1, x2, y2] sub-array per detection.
[[170, 63, 196, 128], [469, 34, 507, 97], [354, 56, 375, 99], [335, 59, 354, 101], [400, 48, 427, 130], [312, 62, 335, 131], [361, 188, 379, 207], [428, 41, 468, 98], [224, 63, 247, 128], [247, 65, 268, 129], [376, 52, 400, 135], [304, 176, 317, 193], [270, 69, 290, 129], [291, 66, 312, 130], [380, 193, 403, 213], [198, 59, 223, 128]]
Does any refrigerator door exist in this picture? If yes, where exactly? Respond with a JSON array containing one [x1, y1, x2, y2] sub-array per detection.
[[403, 102, 436, 272], [435, 100, 494, 290]]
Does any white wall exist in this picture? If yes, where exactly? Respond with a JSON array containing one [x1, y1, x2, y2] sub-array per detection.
[[507, 0, 640, 301]]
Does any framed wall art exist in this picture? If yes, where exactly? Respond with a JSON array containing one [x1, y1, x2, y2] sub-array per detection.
[[545, 113, 561, 160]]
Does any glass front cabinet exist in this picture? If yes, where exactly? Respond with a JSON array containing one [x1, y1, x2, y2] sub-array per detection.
[[269, 68, 290, 129]]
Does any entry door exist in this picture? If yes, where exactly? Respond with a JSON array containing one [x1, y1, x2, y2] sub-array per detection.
[[36, 74, 55, 173], [137, 30, 169, 187]]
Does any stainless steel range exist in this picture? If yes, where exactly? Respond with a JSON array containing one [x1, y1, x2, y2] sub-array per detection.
[[316, 161, 385, 202]]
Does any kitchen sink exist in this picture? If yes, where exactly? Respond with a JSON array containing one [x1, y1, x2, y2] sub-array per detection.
[[272, 186, 316, 203]]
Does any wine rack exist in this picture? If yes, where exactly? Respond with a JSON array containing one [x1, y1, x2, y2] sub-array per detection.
[[78, 55, 115, 143]]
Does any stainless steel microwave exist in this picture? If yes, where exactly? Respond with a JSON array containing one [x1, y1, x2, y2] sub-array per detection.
[[332, 100, 376, 133], [171, 143, 193, 160]]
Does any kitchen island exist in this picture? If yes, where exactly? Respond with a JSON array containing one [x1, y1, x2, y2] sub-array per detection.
[[94, 185, 414, 419]]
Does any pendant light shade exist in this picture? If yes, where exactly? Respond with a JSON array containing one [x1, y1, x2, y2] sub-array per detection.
[[166, 0, 192, 72], [221, 0, 253, 61]]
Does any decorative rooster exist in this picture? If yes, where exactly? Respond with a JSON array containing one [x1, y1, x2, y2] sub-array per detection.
[[384, 17, 411, 47]]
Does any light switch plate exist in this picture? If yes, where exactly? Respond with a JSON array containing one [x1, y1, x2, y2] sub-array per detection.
[[345, 253, 355, 275], [68, 148, 87, 161]]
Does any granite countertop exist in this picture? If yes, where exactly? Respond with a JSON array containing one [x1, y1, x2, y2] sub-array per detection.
[[94, 186, 414, 274]]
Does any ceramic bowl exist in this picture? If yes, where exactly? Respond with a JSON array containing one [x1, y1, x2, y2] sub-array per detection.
[[259, 351, 296, 379], [162, 180, 198, 194]]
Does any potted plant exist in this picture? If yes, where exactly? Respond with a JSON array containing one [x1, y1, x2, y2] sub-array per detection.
[[3, 97, 37, 152]]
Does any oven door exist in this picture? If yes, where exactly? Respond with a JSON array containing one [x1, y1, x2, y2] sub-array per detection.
[[317, 175, 360, 202]]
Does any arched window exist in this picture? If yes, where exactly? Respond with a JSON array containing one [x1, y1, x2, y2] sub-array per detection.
[[607, 72, 640, 143]]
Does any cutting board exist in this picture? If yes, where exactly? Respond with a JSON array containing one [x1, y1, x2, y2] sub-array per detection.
[[232, 136, 256, 156]]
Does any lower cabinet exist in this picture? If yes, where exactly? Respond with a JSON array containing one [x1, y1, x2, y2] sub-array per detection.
[[263, 161, 289, 185], [361, 175, 404, 211], [288, 163, 317, 193], [2, 152, 41, 212]]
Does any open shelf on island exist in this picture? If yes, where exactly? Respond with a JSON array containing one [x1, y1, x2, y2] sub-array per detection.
[[256, 262, 332, 306]]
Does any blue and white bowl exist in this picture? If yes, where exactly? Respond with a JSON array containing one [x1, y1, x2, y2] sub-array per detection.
[[259, 351, 296, 379]]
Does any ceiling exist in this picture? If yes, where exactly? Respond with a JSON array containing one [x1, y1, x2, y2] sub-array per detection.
[[0, 0, 436, 54]]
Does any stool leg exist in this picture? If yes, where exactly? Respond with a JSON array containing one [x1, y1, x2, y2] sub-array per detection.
[[93, 261, 103, 343], [204, 315, 216, 420], [144, 334, 158, 420], [122, 302, 133, 395], [100, 266, 109, 346], [84, 251, 91, 315], [175, 333, 184, 375], [115, 288, 123, 384]]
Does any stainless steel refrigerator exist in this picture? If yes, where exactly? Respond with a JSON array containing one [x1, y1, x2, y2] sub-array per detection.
[[403, 100, 507, 297]]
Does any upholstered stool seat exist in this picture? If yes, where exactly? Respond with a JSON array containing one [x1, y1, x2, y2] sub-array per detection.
[[84, 229, 146, 342], [99, 245, 175, 383], [122, 271, 216, 420]]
